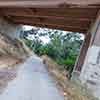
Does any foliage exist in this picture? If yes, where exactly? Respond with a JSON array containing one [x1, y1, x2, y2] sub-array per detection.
[[23, 39, 33, 49], [22, 27, 84, 74]]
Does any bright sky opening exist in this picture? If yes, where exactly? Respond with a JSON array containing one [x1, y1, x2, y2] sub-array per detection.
[[23, 25, 85, 44]]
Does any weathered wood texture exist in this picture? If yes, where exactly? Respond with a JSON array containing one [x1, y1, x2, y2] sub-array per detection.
[[74, 33, 91, 71], [0, 0, 99, 7], [1, 7, 100, 33], [93, 13, 100, 46]]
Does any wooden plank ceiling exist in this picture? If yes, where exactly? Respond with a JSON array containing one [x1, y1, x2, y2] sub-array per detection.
[[0, 1, 100, 33], [0, 0, 100, 7]]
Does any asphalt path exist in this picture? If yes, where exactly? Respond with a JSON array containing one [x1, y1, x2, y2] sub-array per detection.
[[0, 55, 64, 100]]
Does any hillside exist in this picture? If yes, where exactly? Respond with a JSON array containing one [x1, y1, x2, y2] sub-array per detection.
[[0, 32, 33, 75]]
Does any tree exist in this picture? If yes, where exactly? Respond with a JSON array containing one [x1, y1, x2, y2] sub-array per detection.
[[22, 27, 84, 75]]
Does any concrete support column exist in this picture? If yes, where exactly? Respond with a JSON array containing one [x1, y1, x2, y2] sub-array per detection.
[[80, 11, 100, 98]]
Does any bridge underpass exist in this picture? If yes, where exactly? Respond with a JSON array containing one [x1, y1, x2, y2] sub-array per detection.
[[0, 0, 99, 99]]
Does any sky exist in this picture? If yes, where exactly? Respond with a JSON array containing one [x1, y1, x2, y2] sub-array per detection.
[[23, 25, 50, 44], [23, 25, 33, 31], [23, 25, 85, 44]]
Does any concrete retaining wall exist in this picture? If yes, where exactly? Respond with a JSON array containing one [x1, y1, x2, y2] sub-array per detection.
[[80, 46, 100, 98], [0, 17, 22, 39]]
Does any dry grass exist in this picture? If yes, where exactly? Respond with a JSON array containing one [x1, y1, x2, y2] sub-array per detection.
[[0, 33, 32, 60], [0, 56, 22, 68], [0, 33, 31, 93], [0, 55, 22, 94], [42, 55, 98, 100]]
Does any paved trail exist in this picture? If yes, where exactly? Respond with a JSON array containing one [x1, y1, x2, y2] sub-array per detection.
[[0, 55, 64, 100]]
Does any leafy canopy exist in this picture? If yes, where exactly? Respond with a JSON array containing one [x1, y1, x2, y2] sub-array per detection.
[[22, 27, 84, 74]]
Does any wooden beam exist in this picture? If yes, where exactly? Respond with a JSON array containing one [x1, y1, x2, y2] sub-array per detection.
[[15, 21, 87, 33], [0, 0, 99, 8], [1, 8, 98, 20], [8, 16, 89, 30], [10, 17, 87, 33], [74, 33, 91, 71], [4, 14, 92, 22]]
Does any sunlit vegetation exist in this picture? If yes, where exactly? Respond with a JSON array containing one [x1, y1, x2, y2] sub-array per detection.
[[22, 27, 84, 75]]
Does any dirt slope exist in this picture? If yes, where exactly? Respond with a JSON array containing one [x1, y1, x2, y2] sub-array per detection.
[[0, 32, 32, 93], [42, 55, 98, 100], [0, 33, 31, 60]]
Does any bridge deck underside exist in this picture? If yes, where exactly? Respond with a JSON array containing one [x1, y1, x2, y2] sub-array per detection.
[[0, 4, 99, 33]]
